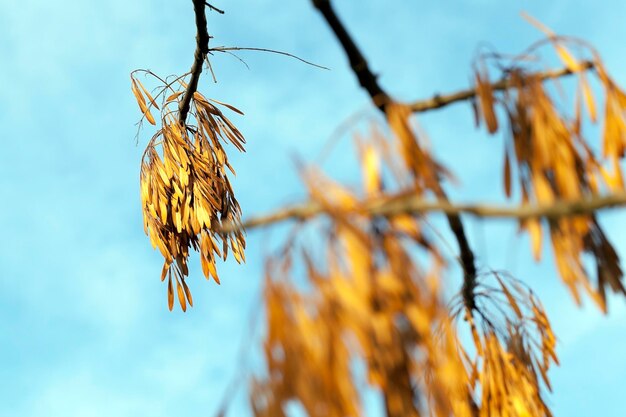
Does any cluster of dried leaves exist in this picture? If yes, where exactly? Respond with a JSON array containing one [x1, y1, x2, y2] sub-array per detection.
[[454, 273, 558, 417], [473, 18, 626, 311], [250, 99, 558, 416], [251, 156, 465, 417], [254, 233, 465, 417], [250, 21, 626, 417], [132, 70, 246, 310]]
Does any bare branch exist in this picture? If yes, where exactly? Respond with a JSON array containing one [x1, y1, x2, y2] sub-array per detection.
[[410, 60, 595, 113], [179, 0, 211, 123], [312, 0, 390, 111], [205, 2, 224, 14], [219, 192, 626, 234], [312, 0, 478, 309]]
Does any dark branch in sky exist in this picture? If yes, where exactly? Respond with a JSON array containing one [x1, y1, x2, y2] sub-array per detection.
[[179, 0, 211, 123], [205, 2, 225, 14], [311, 0, 478, 311]]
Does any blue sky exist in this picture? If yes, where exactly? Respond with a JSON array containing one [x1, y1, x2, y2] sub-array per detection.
[[1, 1, 625, 416]]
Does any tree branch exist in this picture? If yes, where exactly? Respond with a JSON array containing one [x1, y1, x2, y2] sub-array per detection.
[[179, 0, 211, 123], [220, 192, 626, 233], [312, 0, 390, 111], [205, 2, 225, 14], [410, 60, 595, 113], [311, 0, 478, 309]]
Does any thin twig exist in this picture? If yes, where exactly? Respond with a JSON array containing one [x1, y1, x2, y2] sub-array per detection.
[[132, 70, 191, 140], [218, 192, 626, 233], [179, 0, 211, 123], [216, 50, 251, 70], [410, 60, 594, 113], [205, 1, 225, 14], [211, 46, 329, 70], [205, 56, 218, 83]]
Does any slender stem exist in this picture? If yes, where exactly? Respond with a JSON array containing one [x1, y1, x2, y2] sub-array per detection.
[[210, 46, 329, 70]]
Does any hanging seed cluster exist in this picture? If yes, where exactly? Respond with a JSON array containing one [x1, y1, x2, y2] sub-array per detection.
[[254, 214, 466, 417], [253, 113, 563, 417], [455, 274, 558, 417], [253, 120, 464, 417], [132, 72, 246, 311], [473, 34, 626, 311]]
